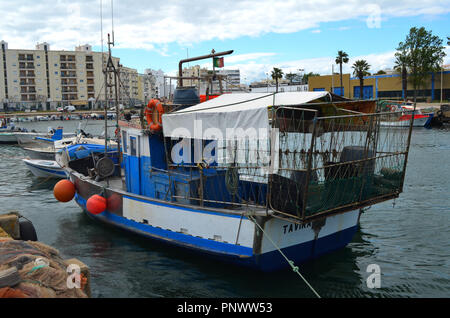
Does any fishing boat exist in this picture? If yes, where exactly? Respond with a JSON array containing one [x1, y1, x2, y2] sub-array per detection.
[[15, 127, 76, 146], [22, 159, 67, 179], [22, 133, 116, 160], [380, 103, 433, 127], [55, 91, 413, 272]]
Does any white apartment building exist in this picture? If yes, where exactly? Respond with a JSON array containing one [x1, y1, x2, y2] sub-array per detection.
[[0, 41, 137, 110], [145, 68, 174, 99], [181, 65, 242, 94]]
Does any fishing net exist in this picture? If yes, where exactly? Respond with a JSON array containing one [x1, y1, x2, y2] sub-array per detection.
[[0, 240, 87, 298]]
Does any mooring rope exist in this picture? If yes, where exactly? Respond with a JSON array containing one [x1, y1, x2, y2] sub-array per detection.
[[247, 213, 321, 298]]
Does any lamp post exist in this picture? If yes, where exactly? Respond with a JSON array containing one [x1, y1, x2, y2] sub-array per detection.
[[298, 68, 304, 85], [266, 72, 269, 92]]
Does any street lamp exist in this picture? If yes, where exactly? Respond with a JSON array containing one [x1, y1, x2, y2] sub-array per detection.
[[265, 72, 269, 92], [298, 68, 304, 85]]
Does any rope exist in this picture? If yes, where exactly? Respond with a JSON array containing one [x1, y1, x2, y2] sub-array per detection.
[[247, 213, 321, 298]]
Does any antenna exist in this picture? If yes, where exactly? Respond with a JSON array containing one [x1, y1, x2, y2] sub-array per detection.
[[111, 0, 115, 45], [100, 0, 104, 54]]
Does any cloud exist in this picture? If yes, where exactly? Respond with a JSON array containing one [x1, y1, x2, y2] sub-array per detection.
[[311, 29, 321, 33], [0, 0, 449, 52], [225, 46, 450, 84]]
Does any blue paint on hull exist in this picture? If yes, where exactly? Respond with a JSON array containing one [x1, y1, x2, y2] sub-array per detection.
[[75, 194, 359, 271], [24, 162, 66, 176]]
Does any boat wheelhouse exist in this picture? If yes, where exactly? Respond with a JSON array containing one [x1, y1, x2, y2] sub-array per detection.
[[58, 91, 413, 271]]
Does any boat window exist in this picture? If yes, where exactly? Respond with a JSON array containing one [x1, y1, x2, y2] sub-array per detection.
[[130, 136, 136, 156], [122, 130, 127, 153]]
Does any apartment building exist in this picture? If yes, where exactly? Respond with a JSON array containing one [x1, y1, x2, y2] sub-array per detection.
[[0, 41, 136, 110], [118, 66, 139, 106], [181, 65, 242, 93]]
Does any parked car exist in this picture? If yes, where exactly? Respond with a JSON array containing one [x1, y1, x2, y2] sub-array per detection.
[[57, 105, 76, 112]]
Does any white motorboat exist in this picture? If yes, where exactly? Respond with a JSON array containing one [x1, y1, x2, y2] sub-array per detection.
[[22, 159, 67, 179]]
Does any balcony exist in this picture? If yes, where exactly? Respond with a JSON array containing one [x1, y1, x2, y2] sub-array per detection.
[[86, 63, 94, 70], [26, 71, 35, 77], [61, 71, 77, 78], [86, 71, 94, 78], [60, 63, 76, 70], [62, 94, 78, 101], [18, 54, 26, 61], [86, 56, 94, 62]]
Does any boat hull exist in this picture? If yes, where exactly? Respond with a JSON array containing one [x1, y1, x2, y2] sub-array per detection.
[[71, 172, 360, 271], [380, 114, 431, 127], [23, 159, 67, 178], [23, 148, 56, 160], [0, 133, 17, 144]]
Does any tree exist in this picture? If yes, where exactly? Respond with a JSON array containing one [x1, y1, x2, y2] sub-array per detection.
[[374, 70, 386, 75], [396, 27, 446, 104], [394, 48, 409, 101], [271, 67, 284, 92], [352, 60, 371, 99], [285, 72, 297, 84], [335, 50, 349, 96], [302, 72, 320, 84]]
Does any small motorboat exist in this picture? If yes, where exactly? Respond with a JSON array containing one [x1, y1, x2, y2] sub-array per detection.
[[0, 118, 19, 144], [380, 104, 433, 127], [22, 159, 67, 179]]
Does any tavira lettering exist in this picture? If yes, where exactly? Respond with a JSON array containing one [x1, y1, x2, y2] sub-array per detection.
[[283, 222, 312, 234]]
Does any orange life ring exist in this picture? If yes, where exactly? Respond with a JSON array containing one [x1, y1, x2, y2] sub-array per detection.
[[145, 99, 164, 131]]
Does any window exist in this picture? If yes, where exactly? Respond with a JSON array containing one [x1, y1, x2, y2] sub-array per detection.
[[122, 131, 128, 153], [130, 136, 136, 156]]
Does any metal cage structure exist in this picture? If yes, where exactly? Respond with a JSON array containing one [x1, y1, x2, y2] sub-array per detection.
[[160, 99, 413, 223]]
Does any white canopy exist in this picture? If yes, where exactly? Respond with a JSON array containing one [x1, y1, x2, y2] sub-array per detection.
[[162, 91, 329, 140]]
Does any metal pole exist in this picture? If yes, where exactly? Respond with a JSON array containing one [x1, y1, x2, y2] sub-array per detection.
[[441, 64, 443, 104]]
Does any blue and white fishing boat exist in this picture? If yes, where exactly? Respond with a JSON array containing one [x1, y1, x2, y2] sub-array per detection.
[[55, 90, 413, 272], [23, 142, 118, 179]]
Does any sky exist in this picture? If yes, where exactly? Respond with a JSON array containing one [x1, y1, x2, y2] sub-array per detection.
[[0, 0, 449, 84]]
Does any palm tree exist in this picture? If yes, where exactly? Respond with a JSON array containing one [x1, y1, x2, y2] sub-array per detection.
[[394, 49, 409, 101], [271, 67, 284, 92], [335, 51, 349, 96], [352, 60, 371, 99]]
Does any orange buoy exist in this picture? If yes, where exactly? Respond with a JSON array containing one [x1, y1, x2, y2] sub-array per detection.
[[86, 195, 107, 215], [53, 179, 76, 203]]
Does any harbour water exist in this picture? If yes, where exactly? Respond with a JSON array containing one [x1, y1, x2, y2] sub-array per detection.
[[0, 120, 449, 298]]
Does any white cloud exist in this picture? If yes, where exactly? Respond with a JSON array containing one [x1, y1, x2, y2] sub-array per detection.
[[226, 46, 450, 83], [0, 0, 449, 52]]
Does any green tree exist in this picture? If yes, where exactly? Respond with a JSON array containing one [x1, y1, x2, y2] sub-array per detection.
[[285, 72, 297, 84], [271, 67, 284, 92], [394, 48, 409, 101], [352, 60, 371, 99], [302, 72, 320, 84], [396, 27, 446, 103], [335, 50, 349, 96]]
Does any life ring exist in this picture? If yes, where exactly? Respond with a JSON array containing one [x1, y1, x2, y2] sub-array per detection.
[[145, 99, 164, 131]]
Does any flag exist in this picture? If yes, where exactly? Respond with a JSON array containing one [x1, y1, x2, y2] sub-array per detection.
[[213, 57, 224, 68]]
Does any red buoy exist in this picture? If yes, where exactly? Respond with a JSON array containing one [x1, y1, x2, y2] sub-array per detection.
[[53, 179, 76, 203], [86, 195, 107, 215]]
